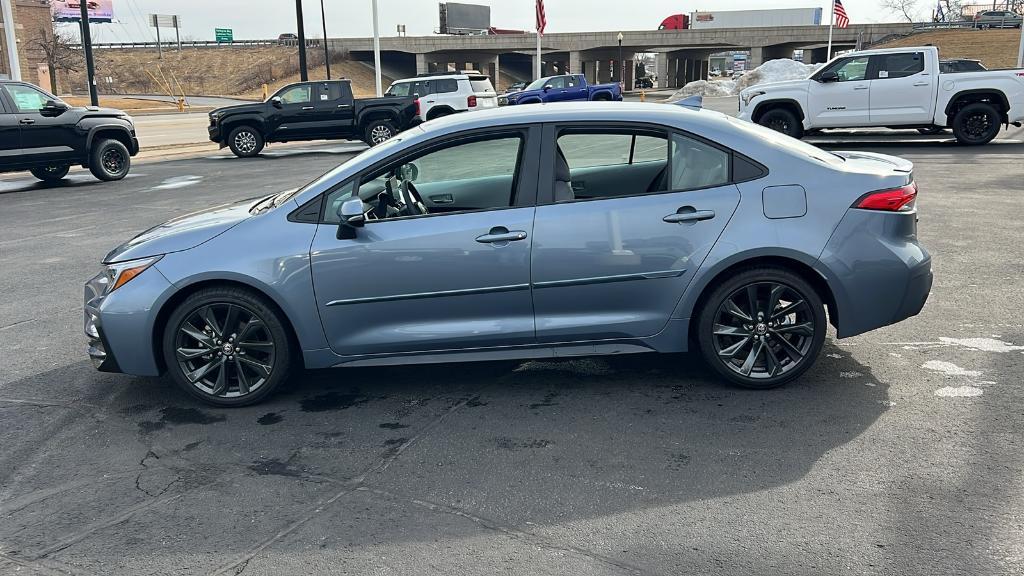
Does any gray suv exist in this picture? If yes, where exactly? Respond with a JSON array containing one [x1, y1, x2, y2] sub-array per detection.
[[973, 10, 1022, 28]]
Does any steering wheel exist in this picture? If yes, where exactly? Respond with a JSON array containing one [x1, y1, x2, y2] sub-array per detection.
[[398, 180, 428, 216]]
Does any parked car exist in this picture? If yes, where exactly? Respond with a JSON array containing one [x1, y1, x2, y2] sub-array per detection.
[[973, 10, 1022, 28], [386, 72, 498, 122], [0, 80, 138, 182], [939, 58, 986, 73], [737, 46, 1024, 145], [499, 74, 622, 105], [277, 33, 298, 44], [506, 81, 529, 92], [635, 76, 655, 89], [86, 102, 932, 406], [208, 80, 418, 157]]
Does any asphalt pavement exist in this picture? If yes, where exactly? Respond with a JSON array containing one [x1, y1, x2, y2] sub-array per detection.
[[0, 128, 1022, 575]]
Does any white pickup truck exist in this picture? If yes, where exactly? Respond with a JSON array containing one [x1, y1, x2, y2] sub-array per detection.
[[737, 46, 1024, 145]]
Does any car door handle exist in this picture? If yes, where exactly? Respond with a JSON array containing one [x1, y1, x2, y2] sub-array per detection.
[[663, 209, 715, 224], [337, 104, 351, 108], [19, 118, 35, 124], [429, 194, 454, 204], [475, 226, 528, 244], [301, 106, 314, 110], [912, 81, 929, 86], [853, 85, 869, 90]]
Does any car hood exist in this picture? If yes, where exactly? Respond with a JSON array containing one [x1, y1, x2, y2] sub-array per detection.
[[103, 199, 256, 263], [71, 106, 128, 119], [212, 102, 265, 117], [742, 78, 809, 94]]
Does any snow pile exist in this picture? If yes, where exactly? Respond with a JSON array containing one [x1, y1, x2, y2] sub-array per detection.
[[665, 58, 823, 100]]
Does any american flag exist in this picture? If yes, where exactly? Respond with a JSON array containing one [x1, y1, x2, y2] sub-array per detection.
[[833, 0, 850, 28], [536, 0, 547, 35]]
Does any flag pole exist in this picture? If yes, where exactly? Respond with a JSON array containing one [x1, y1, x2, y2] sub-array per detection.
[[535, 30, 542, 79], [826, 0, 835, 61]]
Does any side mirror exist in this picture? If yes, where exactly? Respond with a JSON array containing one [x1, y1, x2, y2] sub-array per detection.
[[40, 100, 68, 117], [271, 96, 283, 108], [336, 197, 367, 239], [543, 84, 553, 91], [818, 71, 839, 83]]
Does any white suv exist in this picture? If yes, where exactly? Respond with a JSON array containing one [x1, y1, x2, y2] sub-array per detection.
[[386, 72, 498, 123]]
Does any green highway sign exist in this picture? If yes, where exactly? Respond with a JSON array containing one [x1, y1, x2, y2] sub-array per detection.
[[215, 28, 233, 43]]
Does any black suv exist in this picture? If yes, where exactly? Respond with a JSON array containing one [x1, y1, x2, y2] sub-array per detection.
[[0, 81, 139, 182], [208, 80, 418, 158]]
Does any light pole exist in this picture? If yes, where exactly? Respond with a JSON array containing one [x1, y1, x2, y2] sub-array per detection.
[[295, 0, 308, 82], [1, 0, 21, 81], [617, 32, 623, 85], [320, 0, 330, 79], [371, 0, 382, 96]]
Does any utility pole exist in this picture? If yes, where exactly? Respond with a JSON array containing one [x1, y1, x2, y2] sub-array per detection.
[[296, 0, 308, 81], [1018, 19, 1023, 68], [320, 0, 330, 79], [80, 0, 98, 105], [371, 0, 381, 96], [1, 0, 21, 80]]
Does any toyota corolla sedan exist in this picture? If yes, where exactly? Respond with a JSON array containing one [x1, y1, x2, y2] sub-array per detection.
[[85, 103, 932, 406]]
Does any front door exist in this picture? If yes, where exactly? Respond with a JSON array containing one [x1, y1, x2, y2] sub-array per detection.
[[310, 128, 540, 356], [530, 126, 741, 342], [806, 55, 871, 127], [1, 83, 78, 163], [268, 83, 320, 140], [868, 51, 934, 125]]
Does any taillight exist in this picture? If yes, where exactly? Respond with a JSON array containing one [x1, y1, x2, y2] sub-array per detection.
[[467, 95, 477, 107], [855, 182, 918, 212], [414, 98, 420, 116]]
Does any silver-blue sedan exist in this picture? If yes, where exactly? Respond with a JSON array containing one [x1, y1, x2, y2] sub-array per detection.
[[85, 103, 932, 406]]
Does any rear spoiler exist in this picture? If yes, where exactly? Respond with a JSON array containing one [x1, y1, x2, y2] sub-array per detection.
[[670, 95, 703, 110]]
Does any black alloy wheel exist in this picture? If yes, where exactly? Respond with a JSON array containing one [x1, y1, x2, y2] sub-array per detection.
[[698, 268, 825, 389], [757, 108, 804, 139], [30, 164, 71, 182], [952, 102, 1001, 145], [89, 139, 131, 181], [164, 288, 291, 406]]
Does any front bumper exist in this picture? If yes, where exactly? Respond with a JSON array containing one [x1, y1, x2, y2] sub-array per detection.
[[208, 124, 222, 143]]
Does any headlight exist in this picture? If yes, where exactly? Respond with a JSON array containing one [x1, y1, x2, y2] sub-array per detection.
[[102, 256, 162, 294], [741, 90, 765, 107]]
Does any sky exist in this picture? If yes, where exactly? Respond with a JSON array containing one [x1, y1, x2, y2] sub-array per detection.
[[78, 0, 918, 44]]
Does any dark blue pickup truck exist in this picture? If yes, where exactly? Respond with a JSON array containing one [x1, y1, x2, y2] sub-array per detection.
[[499, 74, 622, 106]]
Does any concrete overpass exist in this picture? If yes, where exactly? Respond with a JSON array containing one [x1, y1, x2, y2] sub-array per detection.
[[328, 23, 913, 88]]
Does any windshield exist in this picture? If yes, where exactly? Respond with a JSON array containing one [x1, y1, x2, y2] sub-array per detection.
[[525, 77, 553, 91]]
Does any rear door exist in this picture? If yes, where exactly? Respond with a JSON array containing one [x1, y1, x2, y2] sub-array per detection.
[[530, 124, 742, 342], [806, 55, 871, 127], [868, 51, 934, 125], [323, 81, 356, 136], [0, 90, 21, 169]]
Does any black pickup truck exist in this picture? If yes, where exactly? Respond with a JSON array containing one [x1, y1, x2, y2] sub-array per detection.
[[208, 80, 418, 157], [0, 80, 138, 182]]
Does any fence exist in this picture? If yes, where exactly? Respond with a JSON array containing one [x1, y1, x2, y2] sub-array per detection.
[[70, 39, 323, 50]]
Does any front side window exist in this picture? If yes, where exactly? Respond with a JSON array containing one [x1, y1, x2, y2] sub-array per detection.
[[546, 76, 566, 89], [824, 56, 869, 82], [873, 52, 924, 79], [4, 84, 57, 113], [279, 85, 311, 104]]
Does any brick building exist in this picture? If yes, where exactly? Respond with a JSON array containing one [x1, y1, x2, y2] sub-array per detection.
[[0, 0, 53, 82]]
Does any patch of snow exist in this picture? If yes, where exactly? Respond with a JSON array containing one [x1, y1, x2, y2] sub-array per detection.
[[922, 360, 982, 378], [666, 59, 822, 100], [938, 337, 1024, 353], [826, 353, 842, 359], [666, 79, 736, 98], [839, 371, 862, 378], [934, 386, 984, 398]]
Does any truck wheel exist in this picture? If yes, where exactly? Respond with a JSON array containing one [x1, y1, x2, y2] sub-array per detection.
[[363, 119, 397, 146], [88, 139, 131, 181], [30, 164, 71, 182], [952, 102, 1001, 145], [758, 108, 804, 139], [228, 126, 265, 157]]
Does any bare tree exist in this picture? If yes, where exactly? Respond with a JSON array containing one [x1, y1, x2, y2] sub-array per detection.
[[880, 0, 923, 22], [27, 27, 81, 93]]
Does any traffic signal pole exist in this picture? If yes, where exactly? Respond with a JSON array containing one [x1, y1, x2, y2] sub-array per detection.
[[296, 0, 308, 81]]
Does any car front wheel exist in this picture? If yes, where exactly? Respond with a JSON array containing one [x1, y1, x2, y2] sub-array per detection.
[[697, 268, 826, 389], [163, 287, 292, 407], [228, 126, 265, 157], [30, 164, 71, 182], [757, 108, 804, 139], [89, 139, 131, 181]]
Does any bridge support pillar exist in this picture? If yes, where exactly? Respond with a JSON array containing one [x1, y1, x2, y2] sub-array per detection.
[[490, 55, 500, 89], [598, 60, 611, 83], [656, 53, 668, 89], [748, 47, 764, 69], [583, 60, 597, 84], [569, 51, 581, 75], [415, 53, 428, 75]]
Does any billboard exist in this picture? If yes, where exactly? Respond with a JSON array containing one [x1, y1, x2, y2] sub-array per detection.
[[51, 0, 115, 23], [439, 2, 490, 34]]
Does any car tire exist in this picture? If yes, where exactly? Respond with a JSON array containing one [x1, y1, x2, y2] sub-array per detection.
[[30, 164, 71, 182], [697, 267, 826, 390], [952, 102, 1001, 145], [427, 109, 452, 121], [227, 125, 265, 157], [162, 287, 293, 407], [757, 108, 804, 139], [363, 119, 397, 146], [917, 126, 947, 135], [88, 139, 131, 181]]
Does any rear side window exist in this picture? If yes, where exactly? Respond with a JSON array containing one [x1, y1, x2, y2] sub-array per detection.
[[670, 134, 730, 191], [555, 130, 670, 199], [434, 79, 458, 93], [469, 78, 494, 92], [873, 52, 924, 79]]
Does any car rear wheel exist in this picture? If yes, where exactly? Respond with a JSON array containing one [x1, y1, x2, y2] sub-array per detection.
[[30, 164, 70, 182], [952, 102, 1001, 145], [163, 287, 292, 407], [228, 126, 265, 157], [364, 119, 397, 146], [88, 139, 131, 181], [697, 268, 826, 389], [757, 108, 804, 139]]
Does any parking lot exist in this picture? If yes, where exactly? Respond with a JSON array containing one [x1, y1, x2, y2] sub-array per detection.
[[1, 126, 1023, 575]]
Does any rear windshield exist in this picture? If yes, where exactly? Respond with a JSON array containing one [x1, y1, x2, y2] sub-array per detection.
[[470, 78, 494, 93], [721, 115, 845, 166]]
